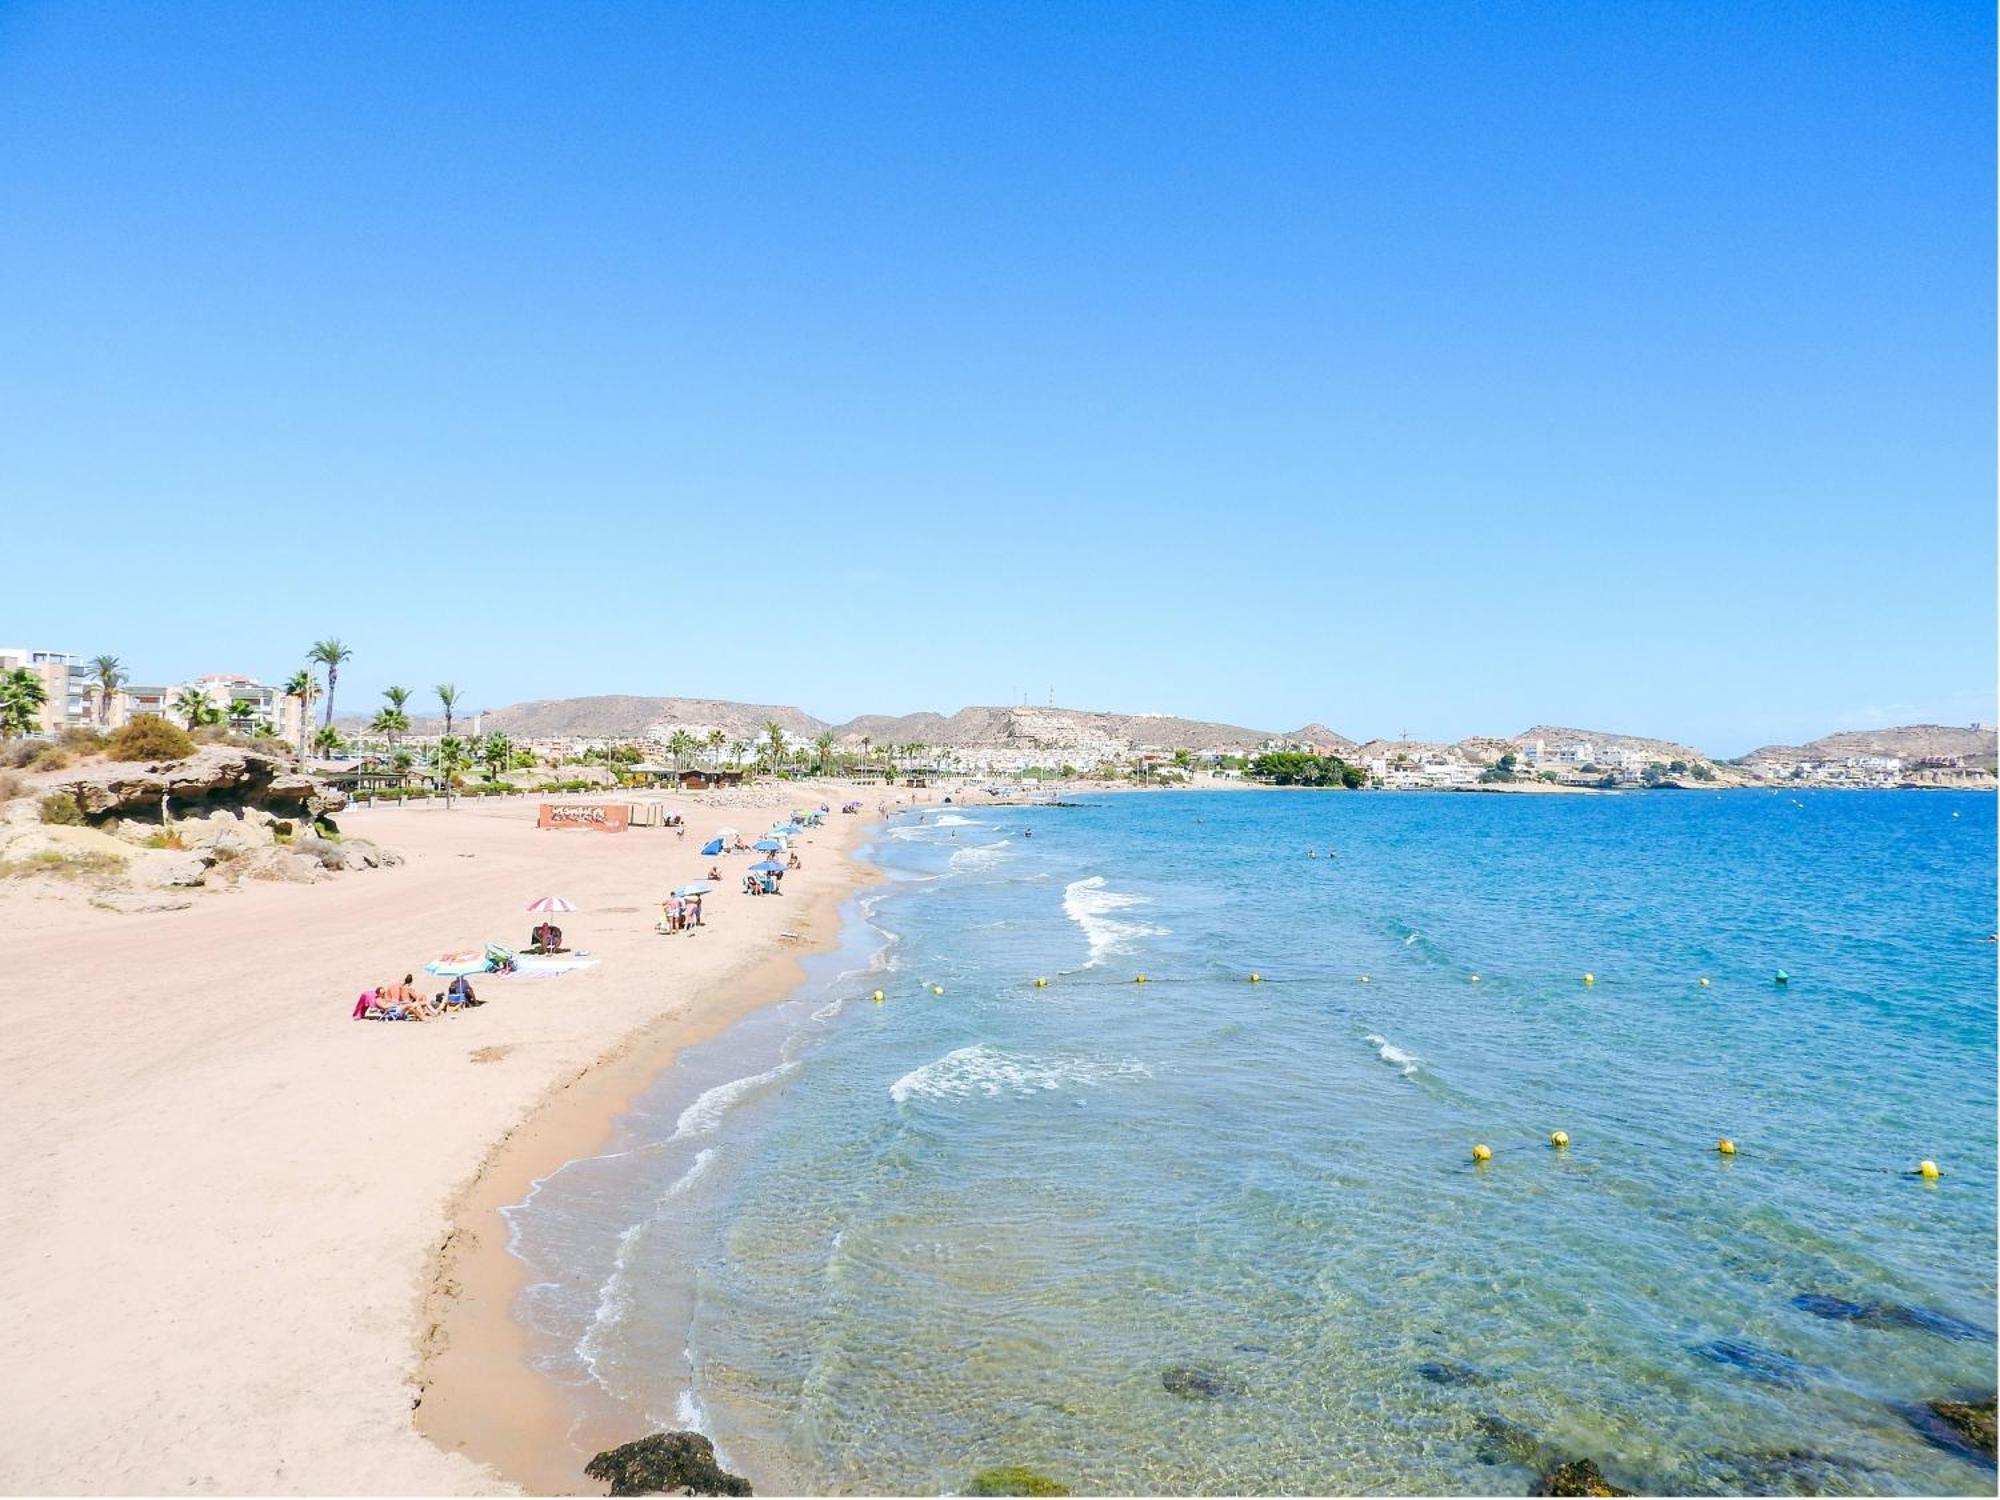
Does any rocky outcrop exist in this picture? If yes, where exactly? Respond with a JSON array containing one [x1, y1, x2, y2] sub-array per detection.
[[1532, 1459, 1632, 1496], [583, 1432, 751, 1496], [52, 746, 347, 823]]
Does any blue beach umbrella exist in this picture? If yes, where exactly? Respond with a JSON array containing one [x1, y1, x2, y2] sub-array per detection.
[[700, 837, 724, 856], [750, 859, 784, 874], [671, 882, 713, 898], [752, 838, 782, 851]]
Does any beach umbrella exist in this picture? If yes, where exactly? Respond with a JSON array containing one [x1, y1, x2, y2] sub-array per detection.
[[752, 838, 782, 851], [700, 837, 724, 856], [714, 825, 739, 838], [424, 949, 491, 977], [671, 882, 712, 898], [750, 859, 784, 874], [527, 895, 578, 913]]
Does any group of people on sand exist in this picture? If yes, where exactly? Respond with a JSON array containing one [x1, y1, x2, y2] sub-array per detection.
[[352, 972, 481, 1022], [661, 893, 704, 932]]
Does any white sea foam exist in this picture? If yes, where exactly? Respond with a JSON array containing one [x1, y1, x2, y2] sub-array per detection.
[[1062, 875, 1166, 965], [1363, 1032, 1420, 1078], [933, 813, 980, 827], [948, 838, 1013, 871], [675, 1377, 707, 1433], [889, 1043, 1151, 1104], [671, 1062, 797, 1141]]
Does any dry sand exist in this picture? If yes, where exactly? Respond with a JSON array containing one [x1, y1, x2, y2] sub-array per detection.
[[0, 783, 888, 1495]]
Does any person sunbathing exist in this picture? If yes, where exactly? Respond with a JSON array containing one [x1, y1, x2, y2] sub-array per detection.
[[445, 975, 480, 1007], [388, 974, 437, 1019], [707, 865, 723, 881]]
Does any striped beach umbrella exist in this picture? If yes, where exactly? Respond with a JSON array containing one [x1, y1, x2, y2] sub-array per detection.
[[526, 895, 578, 913]]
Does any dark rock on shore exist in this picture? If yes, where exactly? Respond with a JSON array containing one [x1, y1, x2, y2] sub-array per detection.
[[1790, 1293, 1995, 1342], [1532, 1458, 1631, 1496], [1416, 1359, 1487, 1386], [966, 1466, 1070, 1495], [1690, 1337, 1809, 1387], [1900, 1396, 1997, 1466], [1160, 1365, 1237, 1399], [584, 1432, 753, 1496]]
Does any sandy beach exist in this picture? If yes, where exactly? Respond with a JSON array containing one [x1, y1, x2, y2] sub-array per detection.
[[0, 783, 887, 1495]]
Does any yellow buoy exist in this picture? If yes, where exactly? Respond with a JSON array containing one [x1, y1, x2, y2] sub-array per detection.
[[1034, 977, 1049, 988], [931, 984, 944, 995], [1472, 1143, 1492, 1163], [1134, 974, 1148, 984], [1583, 973, 1595, 985], [1550, 1130, 1569, 1149], [1716, 1137, 1736, 1156], [1358, 975, 1372, 984], [1249, 973, 1262, 983], [1469, 973, 1481, 983], [872, 989, 885, 1005], [1699, 977, 1711, 987], [1918, 1159, 1941, 1180]]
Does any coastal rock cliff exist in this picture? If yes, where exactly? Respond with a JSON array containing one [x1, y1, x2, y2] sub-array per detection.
[[50, 745, 347, 822]]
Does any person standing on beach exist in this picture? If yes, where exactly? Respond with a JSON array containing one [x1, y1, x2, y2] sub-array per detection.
[[690, 895, 703, 927]]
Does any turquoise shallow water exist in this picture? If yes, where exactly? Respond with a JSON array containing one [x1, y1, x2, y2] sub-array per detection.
[[508, 790, 1997, 1495]]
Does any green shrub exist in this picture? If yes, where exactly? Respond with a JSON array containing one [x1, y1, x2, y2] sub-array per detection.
[[107, 715, 195, 762], [142, 830, 188, 849], [30, 746, 71, 771], [59, 726, 108, 753], [38, 791, 84, 825], [0, 848, 126, 880]]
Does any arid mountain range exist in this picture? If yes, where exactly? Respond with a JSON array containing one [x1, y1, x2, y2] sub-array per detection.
[[337, 697, 1996, 768]]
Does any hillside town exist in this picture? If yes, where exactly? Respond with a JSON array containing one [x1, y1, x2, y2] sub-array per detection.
[[2, 643, 1993, 793]]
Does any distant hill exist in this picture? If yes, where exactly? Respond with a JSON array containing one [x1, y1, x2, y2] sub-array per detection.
[[1744, 723, 1997, 770], [1282, 723, 1358, 752], [829, 705, 1278, 755], [387, 695, 832, 743], [1514, 724, 1717, 766]]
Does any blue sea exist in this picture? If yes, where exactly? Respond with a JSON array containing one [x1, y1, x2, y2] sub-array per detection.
[[506, 790, 1997, 1495]]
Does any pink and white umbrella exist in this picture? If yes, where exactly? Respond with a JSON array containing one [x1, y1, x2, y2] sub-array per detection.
[[526, 895, 578, 913]]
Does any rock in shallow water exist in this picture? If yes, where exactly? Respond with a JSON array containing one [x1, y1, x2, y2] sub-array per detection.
[[1160, 1365, 1238, 1399], [1690, 1337, 1809, 1387], [1531, 1458, 1632, 1496], [1790, 1293, 1995, 1342], [1416, 1359, 1487, 1386], [966, 1466, 1070, 1495], [583, 1431, 752, 1496], [1900, 1396, 1997, 1466]]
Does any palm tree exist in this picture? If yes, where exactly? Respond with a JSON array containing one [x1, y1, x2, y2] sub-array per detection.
[[814, 730, 836, 775], [0, 667, 47, 739], [310, 724, 346, 758], [173, 686, 224, 729], [434, 734, 470, 807], [284, 670, 317, 763], [227, 697, 258, 734], [435, 683, 460, 739], [706, 728, 727, 767], [479, 731, 513, 783], [729, 739, 749, 768], [667, 729, 696, 769], [860, 735, 872, 775], [90, 654, 124, 727], [762, 720, 787, 774], [370, 706, 410, 753], [307, 639, 351, 728]]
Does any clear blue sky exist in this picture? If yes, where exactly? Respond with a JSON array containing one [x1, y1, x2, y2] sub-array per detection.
[[2, 1, 1991, 754]]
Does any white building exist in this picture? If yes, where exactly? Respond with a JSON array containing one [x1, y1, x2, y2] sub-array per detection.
[[0, 647, 91, 733]]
